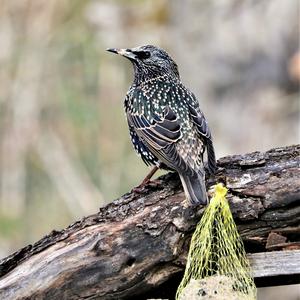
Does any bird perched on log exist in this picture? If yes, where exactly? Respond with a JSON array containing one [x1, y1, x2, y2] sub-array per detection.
[[107, 45, 216, 205]]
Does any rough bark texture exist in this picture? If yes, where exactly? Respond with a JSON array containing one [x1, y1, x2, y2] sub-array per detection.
[[0, 145, 299, 300]]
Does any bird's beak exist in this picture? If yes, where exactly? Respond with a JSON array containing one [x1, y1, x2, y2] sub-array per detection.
[[106, 48, 136, 60]]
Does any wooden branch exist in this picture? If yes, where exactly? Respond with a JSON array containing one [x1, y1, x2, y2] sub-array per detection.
[[0, 145, 299, 300], [248, 250, 300, 279]]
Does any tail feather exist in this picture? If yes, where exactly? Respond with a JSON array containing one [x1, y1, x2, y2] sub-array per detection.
[[179, 172, 207, 205]]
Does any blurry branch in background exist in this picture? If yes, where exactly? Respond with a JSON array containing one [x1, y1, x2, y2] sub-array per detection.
[[36, 129, 103, 217], [0, 0, 103, 218], [288, 51, 300, 83], [0, 0, 57, 216]]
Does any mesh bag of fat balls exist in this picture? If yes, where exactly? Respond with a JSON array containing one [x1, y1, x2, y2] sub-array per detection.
[[176, 183, 257, 300]]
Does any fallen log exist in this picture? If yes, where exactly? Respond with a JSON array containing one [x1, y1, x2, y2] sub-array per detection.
[[0, 145, 299, 300]]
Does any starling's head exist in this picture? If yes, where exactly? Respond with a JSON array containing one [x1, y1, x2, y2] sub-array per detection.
[[107, 45, 180, 84]]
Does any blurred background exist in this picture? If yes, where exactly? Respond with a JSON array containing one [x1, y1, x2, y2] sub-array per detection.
[[0, 0, 299, 298]]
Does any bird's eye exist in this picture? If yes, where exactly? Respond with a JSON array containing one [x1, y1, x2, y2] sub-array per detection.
[[134, 51, 151, 60]]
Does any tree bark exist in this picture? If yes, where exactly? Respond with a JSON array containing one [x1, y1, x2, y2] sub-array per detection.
[[0, 145, 299, 300]]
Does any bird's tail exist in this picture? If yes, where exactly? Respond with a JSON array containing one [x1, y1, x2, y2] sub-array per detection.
[[179, 171, 208, 205]]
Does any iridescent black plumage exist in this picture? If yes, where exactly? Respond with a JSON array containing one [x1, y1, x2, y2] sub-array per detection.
[[107, 45, 217, 205]]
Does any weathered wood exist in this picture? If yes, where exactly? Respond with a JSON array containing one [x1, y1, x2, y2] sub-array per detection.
[[249, 250, 300, 278], [0, 145, 299, 300], [249, 250, 300, 287]]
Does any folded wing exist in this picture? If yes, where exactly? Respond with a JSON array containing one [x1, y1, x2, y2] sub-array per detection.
[[188, 105, 217, 174], [127, 106, 194, 176]]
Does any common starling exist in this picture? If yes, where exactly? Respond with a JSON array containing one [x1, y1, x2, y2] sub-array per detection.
[[107, 45, 217, 205]]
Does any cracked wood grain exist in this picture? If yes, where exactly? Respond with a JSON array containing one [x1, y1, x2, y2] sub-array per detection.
[[0, 145, 299, 300]]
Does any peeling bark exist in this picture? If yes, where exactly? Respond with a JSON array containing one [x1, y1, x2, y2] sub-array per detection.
[[0, 145, 299, 300]]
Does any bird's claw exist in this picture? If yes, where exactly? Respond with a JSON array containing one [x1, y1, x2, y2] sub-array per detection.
[[147, 179, 163, 187], [132, 179, 163, 194]]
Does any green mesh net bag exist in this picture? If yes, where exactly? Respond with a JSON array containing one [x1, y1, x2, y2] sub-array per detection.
[[176, 183, 257, 300]]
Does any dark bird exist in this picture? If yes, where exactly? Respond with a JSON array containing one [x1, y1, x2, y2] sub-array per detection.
[[107, 45, 217, 205]]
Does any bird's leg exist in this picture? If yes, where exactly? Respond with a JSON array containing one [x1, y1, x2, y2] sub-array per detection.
[[132, 166, 160, 193], [141, 165, 159, 184]]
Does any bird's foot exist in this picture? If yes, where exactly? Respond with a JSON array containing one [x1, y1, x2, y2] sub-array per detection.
[[131, 178, 163, 194], [131, 185, 145, 194], [147, 178, 163, 187], [131, 179, 149, 194]]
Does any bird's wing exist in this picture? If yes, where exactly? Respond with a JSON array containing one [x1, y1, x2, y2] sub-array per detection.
[[188, 104, 217, 174], [127, 106, 194, 175], [127, 106, 181, 150]]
